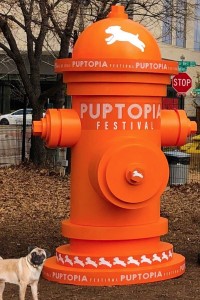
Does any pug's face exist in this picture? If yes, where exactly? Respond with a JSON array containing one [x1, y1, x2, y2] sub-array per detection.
[[28, 246, 50, 267], [30, 249, 46, 266]]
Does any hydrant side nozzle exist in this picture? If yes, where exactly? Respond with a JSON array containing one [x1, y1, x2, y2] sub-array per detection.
[[188, 121, 197, 135], [32, 120, 43, 137], [32, 109, 81, 148], [108, 5, 128, 19], [58, 109, 81, 147], [32, 118, 47, 139], [161, 110, 197, 146]]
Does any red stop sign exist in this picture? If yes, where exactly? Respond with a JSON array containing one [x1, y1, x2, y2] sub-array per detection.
[[172, 72, 192, 93]]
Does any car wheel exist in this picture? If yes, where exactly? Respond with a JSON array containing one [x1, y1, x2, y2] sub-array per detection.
[[0, 118, 9, 125]]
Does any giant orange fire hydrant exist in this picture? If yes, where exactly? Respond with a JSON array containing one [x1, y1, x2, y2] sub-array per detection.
[[33, 5, 196, 286]]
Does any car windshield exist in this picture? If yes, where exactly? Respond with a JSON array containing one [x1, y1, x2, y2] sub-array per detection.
[[12, 109, 32, 115]]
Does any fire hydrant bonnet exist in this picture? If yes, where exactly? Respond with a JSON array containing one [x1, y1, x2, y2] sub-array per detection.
[[73, 6, 161, 60], [55, 5, 178, 99]]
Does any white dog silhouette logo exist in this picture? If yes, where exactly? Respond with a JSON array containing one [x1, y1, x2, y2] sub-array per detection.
[[105, 26, 145, 52]]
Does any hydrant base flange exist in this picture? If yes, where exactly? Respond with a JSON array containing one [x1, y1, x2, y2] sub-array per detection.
[[42, 252, 185, 286], [42, 241, 185, 286]]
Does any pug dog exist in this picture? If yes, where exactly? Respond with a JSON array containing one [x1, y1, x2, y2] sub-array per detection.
[[0, 246, 51, 300]]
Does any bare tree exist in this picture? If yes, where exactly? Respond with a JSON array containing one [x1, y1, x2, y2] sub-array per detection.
[[0, 1, 50, 164], [0, 0, 198, 165]]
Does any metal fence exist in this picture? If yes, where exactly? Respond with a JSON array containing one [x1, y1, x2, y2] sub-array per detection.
[[0, 125, 68, 174], [0, 125, 31, 167], [163, 134, 200, 185], [0, 125, 200, 183]]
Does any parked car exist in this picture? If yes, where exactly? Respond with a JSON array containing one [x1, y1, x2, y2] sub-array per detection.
[[0, 109, 33, 125]]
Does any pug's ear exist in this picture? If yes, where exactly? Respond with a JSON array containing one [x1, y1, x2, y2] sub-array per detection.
[[45, 250, 51, 258], [28, 246, 37, 254]]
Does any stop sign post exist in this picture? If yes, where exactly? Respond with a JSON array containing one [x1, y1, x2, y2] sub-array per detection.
[[172, 72, 192, 94]]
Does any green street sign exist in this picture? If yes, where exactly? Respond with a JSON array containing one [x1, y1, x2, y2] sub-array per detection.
[[178, 66, 187, 72], [193, 88, 200, 94], [178, 61, 196, 72], [178, 61, 196, 67], [189, 61, 197, 67]]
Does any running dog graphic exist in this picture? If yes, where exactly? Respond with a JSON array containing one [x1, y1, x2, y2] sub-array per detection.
[[105, 26, 145, 52]]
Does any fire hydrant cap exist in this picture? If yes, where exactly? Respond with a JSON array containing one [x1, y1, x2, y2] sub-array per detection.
[[73, 5, 161, 60], [108, 5, 128, 19]]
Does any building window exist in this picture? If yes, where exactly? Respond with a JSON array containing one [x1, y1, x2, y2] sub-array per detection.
[[176, 0, 187, 47], [162, 0, 172, 44], [194, 0, 200, 50]]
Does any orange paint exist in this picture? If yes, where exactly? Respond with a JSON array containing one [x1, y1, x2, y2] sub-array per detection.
[[33, 5, 196, 286]]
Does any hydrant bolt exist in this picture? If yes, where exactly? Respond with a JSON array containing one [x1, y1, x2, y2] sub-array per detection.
[[126, 169, 144, 185]]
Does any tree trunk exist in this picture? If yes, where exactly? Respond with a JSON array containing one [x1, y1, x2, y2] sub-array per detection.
[[30, 136, 46, 166], [29, 102, 46, 165]]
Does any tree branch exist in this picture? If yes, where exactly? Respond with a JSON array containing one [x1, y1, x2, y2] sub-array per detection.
[[35, 1, 49, 59], [0, 15, 34, 100], [59, 0, 81, 58]]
